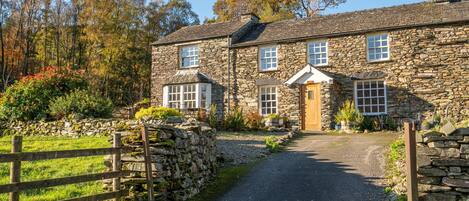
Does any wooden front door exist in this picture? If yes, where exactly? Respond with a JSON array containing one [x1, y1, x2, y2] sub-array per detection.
[[303, 83, 322, 131]]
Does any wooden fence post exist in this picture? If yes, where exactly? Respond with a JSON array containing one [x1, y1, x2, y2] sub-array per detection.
[[404, 121, 418, 201], [112, 133, 122, 201], [141, 125, 154, 201], [10, 136, 22, 201]]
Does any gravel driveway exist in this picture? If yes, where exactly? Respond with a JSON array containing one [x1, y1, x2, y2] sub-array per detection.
[[216, 131, 287, 166], [217, 132, 397, 201]]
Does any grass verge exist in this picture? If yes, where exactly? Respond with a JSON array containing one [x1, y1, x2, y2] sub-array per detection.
[[189, 162, 260, 201], [0, 135, 109, 201]]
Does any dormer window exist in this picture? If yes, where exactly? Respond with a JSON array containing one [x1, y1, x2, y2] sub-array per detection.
[[180, 45, 199, 68], [259, 45, 278, 71], [367, 33, 389, 62]]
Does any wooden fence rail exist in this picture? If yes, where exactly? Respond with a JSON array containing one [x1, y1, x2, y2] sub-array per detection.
[[0, 134, 129, 201], [404, 120, 418, 201]]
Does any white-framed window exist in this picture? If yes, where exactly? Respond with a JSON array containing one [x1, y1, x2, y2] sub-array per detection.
[[259, 86, 277, 115], [183, 84, 197, 109], [163, 83, 211, 109], [168, 85, 181, 108], [180, 45, 199, 68], [259, 45, 278, 71], [354, 80, 387, 115], [367, 33, 390, 62], [308, 40, 328, 66]]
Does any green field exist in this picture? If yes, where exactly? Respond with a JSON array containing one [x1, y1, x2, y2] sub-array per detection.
[[0, 136, 110, 201]]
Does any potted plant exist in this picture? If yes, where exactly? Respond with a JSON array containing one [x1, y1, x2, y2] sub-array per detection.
[[334, 100, 361, 134], [265, 114, 283, 127]]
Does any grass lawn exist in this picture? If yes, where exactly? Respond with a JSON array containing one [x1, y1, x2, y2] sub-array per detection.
[[189, 161, 260, 201], [0, 136, 110, 201]]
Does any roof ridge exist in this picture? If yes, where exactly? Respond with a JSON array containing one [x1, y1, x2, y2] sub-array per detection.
[[268, 2, 437, 25]]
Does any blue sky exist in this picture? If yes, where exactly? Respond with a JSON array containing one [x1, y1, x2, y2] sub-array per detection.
[[188, 0, 424, 22]]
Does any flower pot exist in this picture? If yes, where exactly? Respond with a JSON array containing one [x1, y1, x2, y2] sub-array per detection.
[[341, 121, 353, 134]]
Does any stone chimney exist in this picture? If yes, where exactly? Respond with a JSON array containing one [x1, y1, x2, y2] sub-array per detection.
[[240, 12, 260, 23]]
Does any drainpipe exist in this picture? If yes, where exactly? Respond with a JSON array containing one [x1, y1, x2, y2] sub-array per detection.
[[227, 36, 232, 113]]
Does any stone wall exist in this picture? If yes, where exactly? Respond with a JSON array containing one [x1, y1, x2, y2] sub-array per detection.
[[151, 38, 230, 120], [108, 120, 217, 201], [1, 119, 135, 137], [417, 125, 469, 200]]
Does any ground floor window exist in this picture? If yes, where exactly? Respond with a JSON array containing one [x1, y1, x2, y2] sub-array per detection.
[[259, 86, 277, 115], [354, 80, 387, 115], [163, 83, 211, 109]]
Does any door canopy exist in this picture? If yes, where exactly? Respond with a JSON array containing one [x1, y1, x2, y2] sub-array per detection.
[[285, 64, 333, 86]]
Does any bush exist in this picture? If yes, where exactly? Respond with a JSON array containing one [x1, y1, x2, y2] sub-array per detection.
[[335, 100, 361, 124], [208, 104, 218, 128], [135, 106, 182, 120], [224, 107, 245, 131], [265, 136, 281, 152], [49, 90, 113, 119], [245, 111, 263, 130], [197, 108, 207, 122], [0, 67, 88, 121], [266, 113, 281, 120]]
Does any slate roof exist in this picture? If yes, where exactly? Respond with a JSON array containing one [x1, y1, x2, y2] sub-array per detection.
[[351, 71, 387, 80], [164, 70, 213, 85], [234, 1, 469, 47], [153, 19, 250, 45]]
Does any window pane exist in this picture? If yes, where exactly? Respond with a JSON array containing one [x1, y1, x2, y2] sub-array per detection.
[[308, 41, 328, 65], [355, 80, 387, 115], [259, 86, 277, 115], [260, 46, 278, 71], [181, 45, 199, 67]]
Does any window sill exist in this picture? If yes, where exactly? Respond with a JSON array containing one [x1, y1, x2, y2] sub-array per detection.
[[180, 65, 200, 69], [367, 59, 392, 64], [259, 69, 279, 73]]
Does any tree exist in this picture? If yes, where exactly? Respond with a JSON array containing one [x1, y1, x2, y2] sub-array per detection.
[[213, 0, 297, 22], [212, 0, 346, 22], [296, 0, 346, 18]]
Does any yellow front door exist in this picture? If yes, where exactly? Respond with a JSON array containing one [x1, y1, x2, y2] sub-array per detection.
[[304, 83, 321, 131]]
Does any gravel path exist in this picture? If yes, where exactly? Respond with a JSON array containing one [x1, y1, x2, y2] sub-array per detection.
[[216, 131, 287, 166], [217, 132, 397, 201]]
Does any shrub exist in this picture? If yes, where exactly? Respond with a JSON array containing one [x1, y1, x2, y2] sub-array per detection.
[[224, 107, 245, 131], [208, 104, 218, 128], [266, 113, 281, 120], [335, 100, 361, 124], [0, 67, 88, 121], [265, 136, 281, 152], [49, 90, 113, 119], [134, 106, 182, 120], [245, 111, 263, 130], [383, 116, 398, 131]]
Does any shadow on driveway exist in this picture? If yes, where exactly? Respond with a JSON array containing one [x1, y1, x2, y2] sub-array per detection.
[[216, 133, 397, 201]]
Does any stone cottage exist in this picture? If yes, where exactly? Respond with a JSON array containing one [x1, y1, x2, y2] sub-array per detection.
[[151, 1, 469, 131]]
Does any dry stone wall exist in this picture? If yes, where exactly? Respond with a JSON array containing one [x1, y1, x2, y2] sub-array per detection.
[[417, 126, 469, 201], [1, 119, 135, 137], [108, 120, 217, 201]]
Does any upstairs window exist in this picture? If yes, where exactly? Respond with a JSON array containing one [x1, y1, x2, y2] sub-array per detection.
[[367, 34, 389, 62], [163, 83, 211, 110], [259, 46, 278, 71], [308, 41, 328, 66], [259, 86, 277, 115], [180, 45, 199, 68], [354, 80, 387, 115]]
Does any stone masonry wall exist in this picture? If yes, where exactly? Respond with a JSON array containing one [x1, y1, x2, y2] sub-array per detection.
[[108, 121, 217, 201], [1, 119, 135, 137], [151, 38, 230, 119], [417, 126, 469, 200], [232, 23, 469, 129]]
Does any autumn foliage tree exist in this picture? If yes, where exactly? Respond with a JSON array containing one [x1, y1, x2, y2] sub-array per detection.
[[212, 0, 346, 22], [0, 0, 199, 106]]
